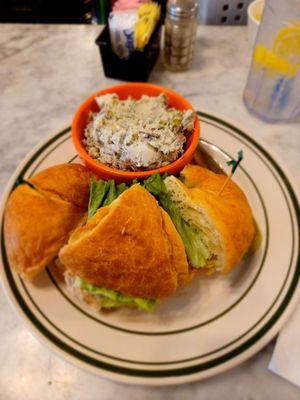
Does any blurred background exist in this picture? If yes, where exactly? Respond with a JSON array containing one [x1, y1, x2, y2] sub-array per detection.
[[0, 0, 252, 25]]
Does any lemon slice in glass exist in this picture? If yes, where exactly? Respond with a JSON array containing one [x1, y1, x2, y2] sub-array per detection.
[[253, 44, 299, 76], [273, 24, 300, 60]]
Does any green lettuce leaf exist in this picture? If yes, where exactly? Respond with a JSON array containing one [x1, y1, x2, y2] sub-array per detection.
[[116, 182, 128, 197], [144, 173, 211, 268], [102, 180, 118, 207], [75, 277, 156, 312], [88, 179, 130, 218], [88, 178, 109, 220]]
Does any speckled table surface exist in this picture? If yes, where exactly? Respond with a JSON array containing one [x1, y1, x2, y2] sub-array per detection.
[[0, 24, 299, 400]]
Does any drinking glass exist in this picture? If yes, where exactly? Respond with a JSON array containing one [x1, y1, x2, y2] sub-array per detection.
[[243, 0, 300, 122]]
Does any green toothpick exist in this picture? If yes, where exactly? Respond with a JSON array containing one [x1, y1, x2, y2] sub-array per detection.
[[217, 150, 244, 196]]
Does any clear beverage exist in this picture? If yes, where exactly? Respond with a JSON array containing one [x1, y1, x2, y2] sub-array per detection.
[[243, 0, 300, 122]]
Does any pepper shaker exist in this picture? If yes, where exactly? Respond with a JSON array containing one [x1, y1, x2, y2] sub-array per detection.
[[163, 0, 199, 71]]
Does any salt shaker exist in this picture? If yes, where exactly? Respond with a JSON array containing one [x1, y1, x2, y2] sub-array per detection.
[[163, 0, 199, 71]]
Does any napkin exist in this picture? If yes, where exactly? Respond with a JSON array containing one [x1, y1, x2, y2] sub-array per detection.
[[269, 301, 300, 387], [108, 11, 138, 59]]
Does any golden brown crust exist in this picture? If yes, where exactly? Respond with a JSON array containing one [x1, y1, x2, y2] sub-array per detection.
[[30, 163, 91, 208], [181, 164, 255, 273], [160, 209, 191, 286], [59, 185, 179, 299], [4, 186, 86, 280], [4, 163, 91, 280]]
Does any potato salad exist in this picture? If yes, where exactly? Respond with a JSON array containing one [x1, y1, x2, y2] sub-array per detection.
[[84, 93, 196, 171]]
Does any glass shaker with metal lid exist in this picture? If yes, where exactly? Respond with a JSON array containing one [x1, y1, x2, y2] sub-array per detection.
[[163, 0, 199, 71]]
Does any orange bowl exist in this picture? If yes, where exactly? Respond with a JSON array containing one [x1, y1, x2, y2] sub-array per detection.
[[71, 83, 200, 182]]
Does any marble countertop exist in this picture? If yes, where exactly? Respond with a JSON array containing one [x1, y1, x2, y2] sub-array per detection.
[[0, 24, 299, 399]]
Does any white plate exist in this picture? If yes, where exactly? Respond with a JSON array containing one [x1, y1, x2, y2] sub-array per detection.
[[0, 112, 299, 386]]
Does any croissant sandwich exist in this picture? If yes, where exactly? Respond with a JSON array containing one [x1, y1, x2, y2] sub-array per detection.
[[59, 165, 256, 312], [162, 165, 255, 273], [4, 164, 91, 280], [59, 184, 191, 312], [4, 160, 256, 312]]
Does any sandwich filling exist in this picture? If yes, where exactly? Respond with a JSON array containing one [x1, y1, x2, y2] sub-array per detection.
[[163, 175, 222, 270], [65, 273, 156, 312], [144, 174, 218, 270]]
